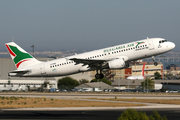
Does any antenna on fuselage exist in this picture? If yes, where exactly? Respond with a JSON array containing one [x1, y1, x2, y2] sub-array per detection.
[[12, 37, 14, 42], [147, 37, 149, 39]]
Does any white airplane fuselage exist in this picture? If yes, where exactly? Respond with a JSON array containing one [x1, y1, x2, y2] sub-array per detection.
[[7, 38, 175, 78]]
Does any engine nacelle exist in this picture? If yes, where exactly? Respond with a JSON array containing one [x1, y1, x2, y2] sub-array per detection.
[[108, 58, 127, 69]]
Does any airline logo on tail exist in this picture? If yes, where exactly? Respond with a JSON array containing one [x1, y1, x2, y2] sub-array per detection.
[[5, 44, 33, 68]]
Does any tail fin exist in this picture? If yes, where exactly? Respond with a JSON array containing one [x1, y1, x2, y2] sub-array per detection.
[[141, 62, 145, 78], [5, 42, 42, 69]]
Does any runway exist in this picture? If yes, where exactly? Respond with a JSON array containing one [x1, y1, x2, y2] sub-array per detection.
[[0, 93, 180, 120], [1, 108, 180, 120]]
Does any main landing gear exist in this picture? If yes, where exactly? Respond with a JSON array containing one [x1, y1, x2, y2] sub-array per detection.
[[95, 69, 104, 79], [152, 56, 158, 66]]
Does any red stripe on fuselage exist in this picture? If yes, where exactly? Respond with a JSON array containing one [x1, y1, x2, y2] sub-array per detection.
[[5, 44, 16, 57]]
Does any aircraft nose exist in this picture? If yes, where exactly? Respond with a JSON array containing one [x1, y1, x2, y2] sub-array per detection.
[[170, 42, 175, 49]]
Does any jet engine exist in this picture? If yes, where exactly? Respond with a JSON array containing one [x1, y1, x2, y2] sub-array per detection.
[[108, 58, 128, 69]]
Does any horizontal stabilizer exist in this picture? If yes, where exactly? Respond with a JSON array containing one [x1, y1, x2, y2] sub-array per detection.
[[8, 69, 31, 77]]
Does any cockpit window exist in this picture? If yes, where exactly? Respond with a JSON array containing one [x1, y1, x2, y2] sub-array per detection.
[[159, 40, 167, 43]]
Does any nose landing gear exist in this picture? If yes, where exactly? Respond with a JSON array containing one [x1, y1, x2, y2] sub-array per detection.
[[152, 56, 158, 66]]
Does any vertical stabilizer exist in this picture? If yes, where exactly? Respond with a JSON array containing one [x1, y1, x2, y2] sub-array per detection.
[[5, 42, 42, 69], [141, 62, 145, 78]]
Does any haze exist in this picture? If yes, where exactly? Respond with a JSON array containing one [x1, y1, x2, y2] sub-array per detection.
[[0, 0, 179, 51]]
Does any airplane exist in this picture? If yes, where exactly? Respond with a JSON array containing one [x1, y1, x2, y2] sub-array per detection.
[[127, 62, 145, 80], [5, 38, 175, 79]]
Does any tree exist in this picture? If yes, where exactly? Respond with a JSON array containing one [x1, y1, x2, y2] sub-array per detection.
[[141, 78, 155, 90], [117, 109, 168, 120], [118, 109, 149, 120], [42, 80, 50, 88], [79, 79, 89, 84], [58, 77, 79, 89], [154, 72, 161, 79], [90, 78, 111, 85]]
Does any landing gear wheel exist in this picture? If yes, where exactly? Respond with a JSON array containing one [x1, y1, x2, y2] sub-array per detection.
[[95, 74, 101, 79], [100, 73, 104, 79], [154, 62, 158, 66], [95, 73, 104, 79]]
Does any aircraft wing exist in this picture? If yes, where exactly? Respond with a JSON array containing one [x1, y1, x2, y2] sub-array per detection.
[[70, 58, 107, 68]]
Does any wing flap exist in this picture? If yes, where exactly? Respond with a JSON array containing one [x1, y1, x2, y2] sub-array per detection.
[[70, 58, 107, 67]]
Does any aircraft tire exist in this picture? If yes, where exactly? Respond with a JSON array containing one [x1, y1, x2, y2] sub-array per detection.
[[95, 73, 104, 79], [154, 62, 158, 66]]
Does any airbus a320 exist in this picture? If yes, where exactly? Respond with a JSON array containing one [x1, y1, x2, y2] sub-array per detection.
[[5, 38, 175, 79]]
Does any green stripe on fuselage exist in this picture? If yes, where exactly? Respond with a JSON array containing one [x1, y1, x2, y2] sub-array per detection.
[[9, 45, 33, 64]]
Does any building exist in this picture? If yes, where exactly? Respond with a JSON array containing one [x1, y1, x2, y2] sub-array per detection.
[[90, 62, 163, 81], [1, 57, 179, 91], [75, 82, 114, 91], [112, 79, 180, 91]]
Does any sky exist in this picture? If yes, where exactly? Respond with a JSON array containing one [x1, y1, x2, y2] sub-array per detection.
[[0, 0, 180, 51]]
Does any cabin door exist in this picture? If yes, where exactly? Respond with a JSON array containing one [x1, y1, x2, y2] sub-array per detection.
[[40, 64, 46, 75], [148, 40, 154, 50]]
